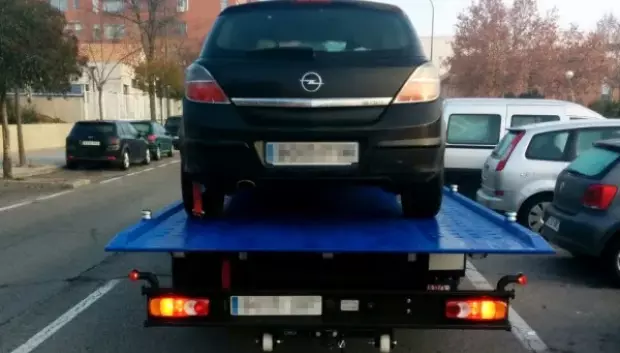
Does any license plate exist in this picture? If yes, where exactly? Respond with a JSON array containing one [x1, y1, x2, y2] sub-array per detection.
[[230, 296, 322, 316], [80, 140, 100, 146], [545, 216, 560, 232], [265, 142, 359, 166]]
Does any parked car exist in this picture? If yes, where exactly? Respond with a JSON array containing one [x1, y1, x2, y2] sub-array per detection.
[[475, 119, 620, 233], [443, 98, 606, 194], [181, 0, 445, 219], [65, 120, 151, 170], [129, 120, 175, 160], [164, 115, 182, 150], [542, 139, 620, 283]]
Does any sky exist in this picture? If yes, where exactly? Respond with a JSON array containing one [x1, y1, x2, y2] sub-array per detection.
[[378, 0, 620, 37]]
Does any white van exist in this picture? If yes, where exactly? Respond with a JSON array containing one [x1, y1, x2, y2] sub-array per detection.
[[442, 98, 606, 193]]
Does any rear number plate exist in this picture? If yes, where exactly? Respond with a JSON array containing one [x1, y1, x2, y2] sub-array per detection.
[[230, 296, 322, 316], [545, 216, 560, 232], [265, 142, 359, 166], [80, 140, 100, 146]]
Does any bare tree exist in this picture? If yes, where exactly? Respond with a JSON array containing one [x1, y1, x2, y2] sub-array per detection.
[[107, 0, 180, 121]]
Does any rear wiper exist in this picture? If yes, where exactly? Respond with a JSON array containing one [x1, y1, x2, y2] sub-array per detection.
[[246, 47, 316, 59]]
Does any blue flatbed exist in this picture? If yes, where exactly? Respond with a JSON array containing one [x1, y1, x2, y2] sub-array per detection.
[[105, 186, 554, 254]]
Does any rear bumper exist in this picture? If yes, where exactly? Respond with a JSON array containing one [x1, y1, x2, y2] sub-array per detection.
[[66, 150, 122, 163], [182, 102, 444, 189], [475, 189, 516, 213], [541, 204, 611, 256], [134, 272, 524, 331]]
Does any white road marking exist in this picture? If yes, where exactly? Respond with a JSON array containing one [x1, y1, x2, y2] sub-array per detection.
[[170, 160, 180, 164], [99, 176, 123, 184], [35, 190, 74, 201], [9, 279, 121, 353], [0, 200, 33, 213], [143, 167, 155, 172], [466, 261, 550, 353]]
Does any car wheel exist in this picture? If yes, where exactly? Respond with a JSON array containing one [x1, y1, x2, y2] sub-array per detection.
[[604, 236, 620, 287], [181, 169, 225, 218], [120, 150, 130, 170], [143, 148, 151, 165], [167, 148, 174, 157], [400, 172, 443, 219], [518, 194, 552, 233], [154, 146, 162, 161]]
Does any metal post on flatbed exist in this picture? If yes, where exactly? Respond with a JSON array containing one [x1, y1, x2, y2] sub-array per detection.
[[449, 184, 459, 193], [505, 211, 517, 222], [141, 210, 152, 220]]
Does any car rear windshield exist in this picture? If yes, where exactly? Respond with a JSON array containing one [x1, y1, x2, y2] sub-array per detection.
[[566, 146, 620, 178], [131, 122, 152, 134], [203, 3, 422, 60], [70, 122, 116, 137], [165, 117, 181, 127]]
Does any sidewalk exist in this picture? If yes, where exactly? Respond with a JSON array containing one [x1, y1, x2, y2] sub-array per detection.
[[10, 147, 66, 167]]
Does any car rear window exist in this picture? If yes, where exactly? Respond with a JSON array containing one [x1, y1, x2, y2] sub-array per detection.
[[491, 131, 521, 158], [203, 3, 422, 60], [566, 146, 620, 177], [165, 117, 181, 128], [131, 122, 152, 134], [70, 122, 116, 137]]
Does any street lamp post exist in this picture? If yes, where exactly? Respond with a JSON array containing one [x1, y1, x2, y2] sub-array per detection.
[[565, 70, 576, 102]]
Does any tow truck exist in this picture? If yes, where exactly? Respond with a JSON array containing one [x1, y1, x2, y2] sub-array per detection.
[[105, 184, 554, 353]]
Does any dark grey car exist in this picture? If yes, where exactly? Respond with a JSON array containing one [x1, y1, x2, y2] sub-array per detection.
[[542, 139, 620, 284]]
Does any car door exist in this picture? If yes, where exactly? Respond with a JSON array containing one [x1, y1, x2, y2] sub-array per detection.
[[123, 122, 146, 162]]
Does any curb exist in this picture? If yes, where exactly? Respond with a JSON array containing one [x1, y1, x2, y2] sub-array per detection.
[[2, 178, 91, 190]]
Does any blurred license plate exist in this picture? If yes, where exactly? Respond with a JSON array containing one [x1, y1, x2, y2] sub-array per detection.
[[230, 296, 322, 316], [80, 140, 100, 146], [545, 216, 560, 232], [265, 142, 358, 166]]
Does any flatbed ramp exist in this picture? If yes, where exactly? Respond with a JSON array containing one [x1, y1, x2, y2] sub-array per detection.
[[106, 186, 554, 254]]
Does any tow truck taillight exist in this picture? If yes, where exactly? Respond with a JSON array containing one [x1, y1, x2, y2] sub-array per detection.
[[147, 134, 156, 142], [582, 184, 618, 210], [149, 297, 210, 317], [185, 63, 230, 104], [393, 62, 440, 104], [496, 131, 525, 172], [445, 299, 508, 321]]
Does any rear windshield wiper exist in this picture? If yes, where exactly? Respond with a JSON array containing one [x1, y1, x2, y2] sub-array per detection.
[[245, 47, 317, 59]]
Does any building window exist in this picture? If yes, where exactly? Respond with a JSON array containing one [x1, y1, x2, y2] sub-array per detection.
[[50, 0, 68, 11], [177, 0, 188, 12], [92, 0, 99, 13], [66, 22, 83, 36], [93, 24, 101, 40], [104, 24, 125, 40], [220, 0, 227, 11], [73, 0, 79, 9], [171, 21, 187, 36], [102, 0, 124, 12]]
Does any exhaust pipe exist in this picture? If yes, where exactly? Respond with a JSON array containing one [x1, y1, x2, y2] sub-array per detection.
[[236, 179, 256, 190]]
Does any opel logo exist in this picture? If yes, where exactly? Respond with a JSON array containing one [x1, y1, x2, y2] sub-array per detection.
[[300, 72, 324, 93]]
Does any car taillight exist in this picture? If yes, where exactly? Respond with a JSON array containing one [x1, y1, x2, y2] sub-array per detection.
[[109, 137, 119, 145], [445, 298, 508, 321], [185, 63, 230, 104], [147, 134, 156, 142], [582, 184, 617, 210], [149, 296, 210, 318], [393, 62, 441, 104], [496, 132, 525, 172]]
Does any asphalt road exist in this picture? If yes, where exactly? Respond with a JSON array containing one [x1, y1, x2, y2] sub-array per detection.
[[0, 161, 619, 353]]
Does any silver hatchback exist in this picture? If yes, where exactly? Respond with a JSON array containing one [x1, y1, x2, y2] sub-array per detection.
[[476, 120, 620, 233]]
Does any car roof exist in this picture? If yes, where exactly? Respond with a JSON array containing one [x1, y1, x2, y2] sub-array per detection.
[[76, 120, 117, 124], [443, 98, 606, 119], [129, 120, 154, 123], [228, 0, 403, 13], [507, 119, 620, 134]]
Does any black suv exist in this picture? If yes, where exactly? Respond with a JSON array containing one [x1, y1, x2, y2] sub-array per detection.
[[164, 115, 182, 149], [65, 120, 151, 170], [181, 0, 445, 218]]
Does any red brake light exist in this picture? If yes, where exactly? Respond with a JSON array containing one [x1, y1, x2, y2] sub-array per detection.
[[496, 132, 525, 172], [149, 296, 210, 317], [445, 298, 508, 321], [185, 63, 230, 104], [147, 134, 156, 142], [582, 184, 617, 210], [109, 137, 120, 145]]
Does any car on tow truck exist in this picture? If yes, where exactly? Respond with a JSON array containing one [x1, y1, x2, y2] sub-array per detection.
[[180, 0, 445, 219]]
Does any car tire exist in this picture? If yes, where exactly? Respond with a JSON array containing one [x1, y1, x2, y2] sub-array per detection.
[[400, 172, 443, 219], [120, 150, 130, 170], [603, 236, 620, 286], [167, 148, 174, 157], [153, 146, 162, 161], [142, 147, 151, 165], [66, 161, 78, 170], [517, 193, 553, 233], [181, 169, 225, 218]]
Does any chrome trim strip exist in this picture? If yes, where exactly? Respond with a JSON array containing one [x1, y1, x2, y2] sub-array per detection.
[[378, 137, 443, 147], [230, 97, 393, 108]]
